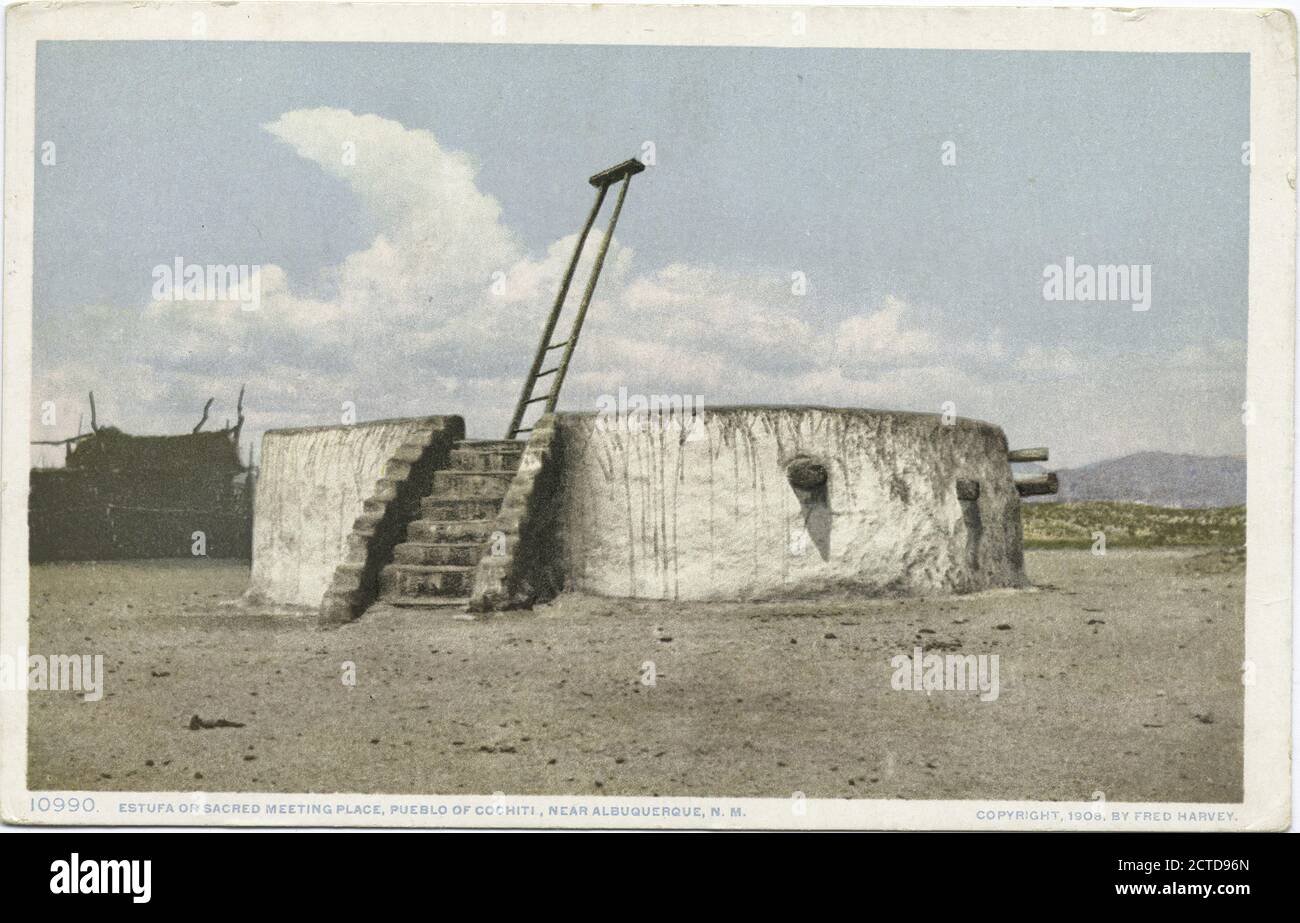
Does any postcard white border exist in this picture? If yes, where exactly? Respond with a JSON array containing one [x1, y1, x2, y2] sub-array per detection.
[[2, 2, 1294, 830]]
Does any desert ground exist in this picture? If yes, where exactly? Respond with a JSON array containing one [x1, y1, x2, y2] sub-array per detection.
[[27, 538, 1243, 802]]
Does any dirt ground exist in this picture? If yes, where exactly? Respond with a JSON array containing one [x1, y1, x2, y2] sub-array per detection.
[[26, 549, 1242, 802]]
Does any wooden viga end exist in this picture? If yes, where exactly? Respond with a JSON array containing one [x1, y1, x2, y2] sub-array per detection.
[[1008, 447, 1059, 497]]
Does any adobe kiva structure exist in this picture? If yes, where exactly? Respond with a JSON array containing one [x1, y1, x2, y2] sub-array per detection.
[[245, 157, 1059, 620], [244, 406, 1056, 623]]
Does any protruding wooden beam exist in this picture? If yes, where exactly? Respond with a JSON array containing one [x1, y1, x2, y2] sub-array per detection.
[[1015, 472, 1059, 497], [31, 433, 93, 447], [1008, 447, 1049, 463], [193, 397, 215, 433], [234, 384, 245, 433]]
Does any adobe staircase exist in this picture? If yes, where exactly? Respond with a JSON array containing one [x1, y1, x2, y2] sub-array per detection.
[[365, 159, 646, 616], [378, 439, 523, 608]]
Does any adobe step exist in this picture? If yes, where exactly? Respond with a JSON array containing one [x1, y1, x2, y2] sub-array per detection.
[[392, 541, 482, 567], [386, 596, 470, 609], [457, 439, 523, 450], [429, 469, 513, 500], [449, 440, 525, 472], [379, 563, 475, 600], [420, 497, 503, 521], [404, 518, 496, 543]]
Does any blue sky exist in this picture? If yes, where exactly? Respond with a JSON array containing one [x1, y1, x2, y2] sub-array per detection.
[[32, 41, 1250, 467]]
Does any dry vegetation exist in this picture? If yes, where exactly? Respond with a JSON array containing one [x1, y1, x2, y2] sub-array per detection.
[[1022, 501, 1245, 549]]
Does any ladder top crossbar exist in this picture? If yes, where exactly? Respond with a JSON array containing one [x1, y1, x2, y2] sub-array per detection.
[[589, 158, 646, 188]]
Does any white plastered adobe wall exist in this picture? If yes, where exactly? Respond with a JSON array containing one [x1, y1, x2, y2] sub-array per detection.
[[555, 406, 1025, 601]]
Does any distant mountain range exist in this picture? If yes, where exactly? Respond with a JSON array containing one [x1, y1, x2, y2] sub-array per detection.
[[1015, 451, 1246, 509]]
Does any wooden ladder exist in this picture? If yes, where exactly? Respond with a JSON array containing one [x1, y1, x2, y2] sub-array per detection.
[[505, 158, 646, 440]]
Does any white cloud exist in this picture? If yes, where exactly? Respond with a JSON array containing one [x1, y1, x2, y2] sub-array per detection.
[[832, 295, 939, 368]]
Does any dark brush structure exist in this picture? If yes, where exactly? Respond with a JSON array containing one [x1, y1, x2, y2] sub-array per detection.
[[29, 390, 253, 562]]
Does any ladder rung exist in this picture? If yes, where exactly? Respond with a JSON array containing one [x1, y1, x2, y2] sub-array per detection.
[[545, 340, 569, 351], [535, 366, 559, 378], [524, 395, 550, 405], [513, 428, 533, 435]]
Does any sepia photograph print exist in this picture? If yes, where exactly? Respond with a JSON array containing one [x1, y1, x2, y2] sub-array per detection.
[[0, 2, 1294, 834]]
